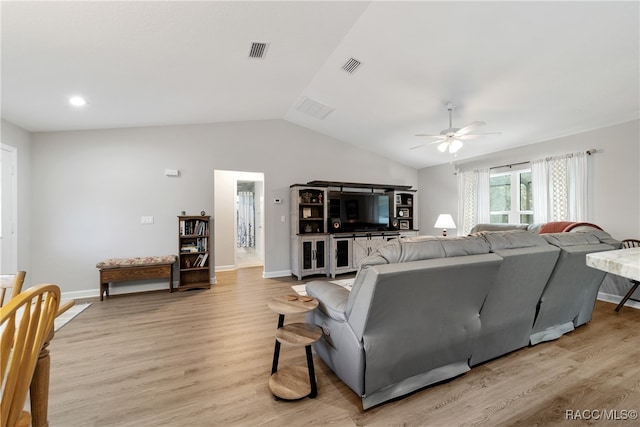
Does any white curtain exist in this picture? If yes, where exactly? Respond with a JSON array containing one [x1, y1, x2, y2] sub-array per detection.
[[531, 152, 588, 222], [457, 168, 490, 235], [237, 192, 255, 248]]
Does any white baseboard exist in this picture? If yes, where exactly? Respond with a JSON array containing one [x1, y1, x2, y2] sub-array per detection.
[[61, 289, 100, 300], [215, 264, 236, 272], [263, 269, 291, 279], [597, 291, 640, 310]]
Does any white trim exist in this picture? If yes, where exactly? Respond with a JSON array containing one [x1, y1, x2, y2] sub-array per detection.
[[0, 144, 18, 273], [263, 269, 291, 279], [598, 291, 640, 310], [215, 264, 236, 272], [62, 289, 100, 300]]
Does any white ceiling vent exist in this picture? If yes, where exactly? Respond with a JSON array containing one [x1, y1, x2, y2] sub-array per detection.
[[296, 97, 335, 120], [249, 42, 269, 59], [341, 57, 362, 74]]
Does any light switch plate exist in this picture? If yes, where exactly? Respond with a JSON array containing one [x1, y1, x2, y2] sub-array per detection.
[[141, 216, 154, 224]]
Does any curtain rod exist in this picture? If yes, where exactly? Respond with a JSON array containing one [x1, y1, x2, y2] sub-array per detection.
[[489, 149, 597, 171]]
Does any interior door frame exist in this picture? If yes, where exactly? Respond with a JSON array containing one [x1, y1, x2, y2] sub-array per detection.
[[1, 143, 18, 273]]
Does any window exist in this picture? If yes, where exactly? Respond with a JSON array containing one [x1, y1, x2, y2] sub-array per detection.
[[490, 169, 533, 224]]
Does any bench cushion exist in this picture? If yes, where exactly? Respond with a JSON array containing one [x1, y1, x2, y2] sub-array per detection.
[[96, 255, 177, 269]]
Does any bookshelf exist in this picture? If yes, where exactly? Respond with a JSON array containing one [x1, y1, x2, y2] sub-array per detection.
[[178, 215, 212, 291]]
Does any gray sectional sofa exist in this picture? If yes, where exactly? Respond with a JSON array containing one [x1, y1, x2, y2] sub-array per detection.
[[305, 229, 617, 409]]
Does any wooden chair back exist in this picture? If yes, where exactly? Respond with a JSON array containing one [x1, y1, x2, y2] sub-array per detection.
[[0, 271, 26, 307], [1, 283, 60, 427], [622, 239, 640, 249]]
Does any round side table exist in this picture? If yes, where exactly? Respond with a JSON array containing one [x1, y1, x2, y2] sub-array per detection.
[[267, 295, 321, 400]]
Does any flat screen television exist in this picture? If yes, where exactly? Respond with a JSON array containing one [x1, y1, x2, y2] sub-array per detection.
[[331, 193, 390, 231]]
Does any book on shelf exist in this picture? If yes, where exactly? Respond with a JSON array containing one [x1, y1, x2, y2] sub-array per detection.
[[200, 253, 208, 267], [181, 244, 198, 252], [193, 254, 204, 267]]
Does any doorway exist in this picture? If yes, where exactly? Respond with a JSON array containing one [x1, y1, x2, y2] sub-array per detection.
[[214, 170, 265, 272], [1, 144, 17, 273]]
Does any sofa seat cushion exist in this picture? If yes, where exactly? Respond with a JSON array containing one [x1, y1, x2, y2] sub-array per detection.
[[96, 255, 177, 269]]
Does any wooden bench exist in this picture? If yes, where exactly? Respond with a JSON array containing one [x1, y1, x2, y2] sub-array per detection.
[[96, 255, 177, 301]]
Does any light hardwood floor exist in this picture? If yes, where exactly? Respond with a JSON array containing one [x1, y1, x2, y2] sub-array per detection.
[[48, 267, 640, 426]]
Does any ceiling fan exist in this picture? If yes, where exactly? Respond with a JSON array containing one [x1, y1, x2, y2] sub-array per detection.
[[411, 103, 501, 154]]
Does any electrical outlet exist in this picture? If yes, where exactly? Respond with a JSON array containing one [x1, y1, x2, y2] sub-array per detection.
[[141, 216, 154, 224]]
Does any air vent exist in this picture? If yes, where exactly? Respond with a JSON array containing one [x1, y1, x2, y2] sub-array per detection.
[[341, 57, 362, 74], [296, 97, 335, 120], [249, 42, 269, 59]]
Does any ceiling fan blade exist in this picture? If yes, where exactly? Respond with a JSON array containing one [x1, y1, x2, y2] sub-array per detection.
[[457, 132, 502, 140], [414, 133, 445, 138], [455, 121, 486, 136], [409, 143, 425, 150], [428, 139, 447, 145], [449, 139, 463, 153]]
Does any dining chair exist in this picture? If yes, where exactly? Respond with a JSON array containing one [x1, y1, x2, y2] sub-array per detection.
[[622, 239, 640, 249], [614, 239, 640, 312], [0, 271, 26, 307], [1, 283, 60, 427]]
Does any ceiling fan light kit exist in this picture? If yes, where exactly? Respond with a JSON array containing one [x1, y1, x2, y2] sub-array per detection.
[[413, 103, 501, 154]]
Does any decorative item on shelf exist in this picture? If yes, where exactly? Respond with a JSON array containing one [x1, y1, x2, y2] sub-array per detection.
[[318, 193, 323, 203], [396, 194, 402, 205], [181, 210, 186, 216], [399, 220, 410, 230], [304, 224, 313, 233], [434, 214, 456, 236], [200, 210, 206, 216], [398, 208, 410, 217], [407, 197, 412, 206]]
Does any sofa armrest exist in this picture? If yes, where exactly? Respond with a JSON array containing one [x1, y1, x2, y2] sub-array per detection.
[[305, 281, 349, 322]]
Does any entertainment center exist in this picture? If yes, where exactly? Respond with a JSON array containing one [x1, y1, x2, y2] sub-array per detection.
[[290, 181, 418, 280]]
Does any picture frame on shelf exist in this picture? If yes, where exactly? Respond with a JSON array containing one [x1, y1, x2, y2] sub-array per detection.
[[399, 220, 410, 230], [396, 194, 402, 205]]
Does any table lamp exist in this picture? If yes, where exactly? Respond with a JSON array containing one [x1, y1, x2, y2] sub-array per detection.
[[434, 214, 456, 236]]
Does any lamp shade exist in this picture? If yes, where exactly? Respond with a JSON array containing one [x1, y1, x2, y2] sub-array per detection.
[[434, 214, 456, 229]]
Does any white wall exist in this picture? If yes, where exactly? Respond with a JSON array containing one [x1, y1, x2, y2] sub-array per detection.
[[1, 119, 32, 282], [418, 120, 640, 240], [29, 119, 417, 296]]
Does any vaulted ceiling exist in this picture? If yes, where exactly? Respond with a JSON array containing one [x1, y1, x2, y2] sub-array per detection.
[[2, 1, 638, 169]]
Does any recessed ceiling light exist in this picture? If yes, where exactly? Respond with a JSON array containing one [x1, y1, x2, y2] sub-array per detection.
[[69, 96, 86, 106]]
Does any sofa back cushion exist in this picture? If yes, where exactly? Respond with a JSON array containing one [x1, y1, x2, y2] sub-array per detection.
[[347, 254, 502, 397], [348, 235, 491, 316], [541, 232, 601, 246], [480, 230, 549, 250], [469, 223, 529, 233]]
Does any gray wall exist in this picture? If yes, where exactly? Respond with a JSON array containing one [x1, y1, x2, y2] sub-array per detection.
[[418, 120, 640, 240], [1, 119, 32, 278], [27, 119, 417, 297], [5, 117, 638, 297]]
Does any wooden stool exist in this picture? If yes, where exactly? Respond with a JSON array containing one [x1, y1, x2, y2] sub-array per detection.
[[267, 295, 321, 400]]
